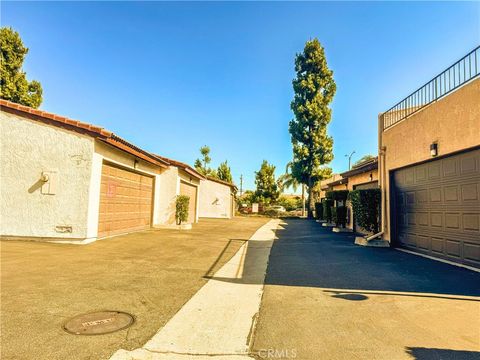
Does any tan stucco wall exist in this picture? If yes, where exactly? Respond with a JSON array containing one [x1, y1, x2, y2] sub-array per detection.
[[198, 179, 233, 219], [379, 78, 480, 241], [1, 111, 94, 239], [332, 183, 348, 191]]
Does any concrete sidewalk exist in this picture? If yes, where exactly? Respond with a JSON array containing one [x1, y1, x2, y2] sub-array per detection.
[[1, 217, 270, 360], [111, 219, 281, 360]]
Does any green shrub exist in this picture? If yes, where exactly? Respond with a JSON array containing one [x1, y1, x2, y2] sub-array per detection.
[[326, 190, 349, 226], [276, 196, 299, 211], [336, 206, 347, 228], [348, 189, 381, 233], [314, 202, 323, 220], [175, 195, 190, 225], [323, 199, 333, 222]]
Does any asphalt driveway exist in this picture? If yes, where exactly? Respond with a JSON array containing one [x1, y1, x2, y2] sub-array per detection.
[[0, 217, 269, 360], [252, 219, 480, 360]]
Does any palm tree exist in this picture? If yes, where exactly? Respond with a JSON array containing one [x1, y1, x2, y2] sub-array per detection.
[[278, 162, 305, 216]]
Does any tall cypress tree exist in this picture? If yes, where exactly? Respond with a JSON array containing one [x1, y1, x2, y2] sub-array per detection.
[[289, 38, 336, 217]]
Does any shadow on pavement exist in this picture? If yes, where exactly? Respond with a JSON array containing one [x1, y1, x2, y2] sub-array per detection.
[[209, 218, 480, 298], [406, 347, 480, 360]]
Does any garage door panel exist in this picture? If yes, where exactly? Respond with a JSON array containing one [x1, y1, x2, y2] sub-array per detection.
[[464, 214, 479, 231], [464, 243, 480, 263], [461, 155, 478, 174], [462, 183, 478, 201], [428, 162, 441, 179], [430, 213, 443, 228], [98, 163, 153, 238], [417, 235, 430, 250], [431, 237, 444, 253], [393, 149, 480, 267]]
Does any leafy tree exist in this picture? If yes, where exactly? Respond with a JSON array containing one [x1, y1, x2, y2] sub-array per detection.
[[254, 160, 279, 205], [239, 190, 256, 206], [0, 27, 43, 108], [289, 38, 336, 218], [194, 145, 217, 177], [276, 195, 300, 211], [353, 154, 376, 167], [217, 160, 233, 183]]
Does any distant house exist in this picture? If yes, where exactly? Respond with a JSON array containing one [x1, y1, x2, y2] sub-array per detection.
[[0, 99, 236, 243]]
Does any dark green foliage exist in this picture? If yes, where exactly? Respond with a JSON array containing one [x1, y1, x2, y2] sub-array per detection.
[[277, 162, 299, 193], [1, 27, 43, 108], [348, 189, 381, 233], [335, 206, 347, 227], [217, 160, 233, 183], [175, 195, 190, 225], [239, 190, 255, 206], [325, 190, 349, 227], [289, 38, 336, 217], [331, 206, 337, 224], [323, 199, 333, 222], [254, 160, 279, 206], [277, 196, 300, 211], [194, 145, 217, 177], [314, 202, 323, 220]]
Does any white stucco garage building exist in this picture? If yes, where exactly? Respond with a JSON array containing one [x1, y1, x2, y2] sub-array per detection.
[[198, 176, 237, 219], [0, 99, 235, 243]]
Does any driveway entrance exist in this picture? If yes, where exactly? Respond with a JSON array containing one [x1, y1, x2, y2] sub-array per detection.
[[252, 219, 480, 360]]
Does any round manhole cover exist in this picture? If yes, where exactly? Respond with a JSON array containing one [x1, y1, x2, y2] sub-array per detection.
[[63, 311, 134, 335]]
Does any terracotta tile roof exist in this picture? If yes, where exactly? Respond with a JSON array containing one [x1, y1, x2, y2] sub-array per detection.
[[151, 154, 205, 180], [0, 99, 169, 168]]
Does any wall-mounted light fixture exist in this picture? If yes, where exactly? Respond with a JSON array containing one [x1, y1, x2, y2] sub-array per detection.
[[430, 142, 438, 157], [369, 173, 373, 181]]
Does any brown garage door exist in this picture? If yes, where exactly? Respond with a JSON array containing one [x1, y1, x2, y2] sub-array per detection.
[[392, 149, 480, 268], [179, 181, 197, 224], [98, 163, 153, 238]]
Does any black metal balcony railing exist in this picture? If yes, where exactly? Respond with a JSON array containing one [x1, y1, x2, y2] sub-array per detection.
[[382, 46, 480, 130]]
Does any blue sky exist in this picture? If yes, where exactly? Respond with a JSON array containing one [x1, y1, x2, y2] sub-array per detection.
[[2, 1, 479, 191]]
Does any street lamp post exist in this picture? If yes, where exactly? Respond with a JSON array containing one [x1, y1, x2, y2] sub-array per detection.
[[345, 151, 356, 170]]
